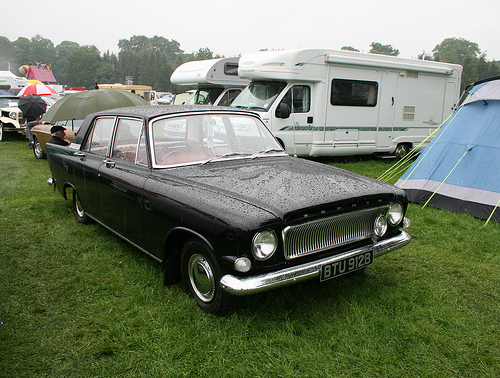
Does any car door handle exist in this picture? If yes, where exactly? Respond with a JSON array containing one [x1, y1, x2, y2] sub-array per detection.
[[103, 159, 116, 168]]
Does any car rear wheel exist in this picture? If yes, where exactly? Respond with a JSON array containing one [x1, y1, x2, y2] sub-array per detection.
[[181, 239, 238, 315], [33, 136, 46, 159], [72, 188, 91, 224]]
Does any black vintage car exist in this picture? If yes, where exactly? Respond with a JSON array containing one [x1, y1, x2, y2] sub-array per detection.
[[46, 105, 410, 315]]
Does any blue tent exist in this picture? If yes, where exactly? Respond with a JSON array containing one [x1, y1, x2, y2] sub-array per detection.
[[396, 76, 500, 223]]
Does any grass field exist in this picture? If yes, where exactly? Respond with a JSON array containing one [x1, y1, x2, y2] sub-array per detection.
[[1, 138, 499, 377]]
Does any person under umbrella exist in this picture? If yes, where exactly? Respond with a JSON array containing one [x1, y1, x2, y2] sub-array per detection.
[[48, 125, 69, 146], [18, 95, 48, 149]]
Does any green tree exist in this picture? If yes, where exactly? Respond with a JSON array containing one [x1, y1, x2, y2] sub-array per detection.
[[0, 36, 14, 71], [189, 47, 217, 61], [117, 35, 185, 92], [95, 51, 121, 85], [65, 45, 101, 88], [53, 41, 80, 85], [432, 38, 481, 65], [341, 46, 360, 52], [11, 37, 31, 67], [432, 37, 484, 89], [28, 34, 55, 65], [369, 42, 399, 56]]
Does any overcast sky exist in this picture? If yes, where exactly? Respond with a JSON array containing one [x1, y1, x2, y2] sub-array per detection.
[[5, 0, 500, 61]]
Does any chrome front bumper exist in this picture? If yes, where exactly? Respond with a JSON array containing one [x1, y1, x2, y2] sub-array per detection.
[[220, 230, 410, 296]]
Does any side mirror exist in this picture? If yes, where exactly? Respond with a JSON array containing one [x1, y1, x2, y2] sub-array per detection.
[[275, 103, 291, 119]]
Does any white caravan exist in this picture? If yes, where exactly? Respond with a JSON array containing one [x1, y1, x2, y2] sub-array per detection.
[[232, 49, 463, 157], [0, 70, 28, 91], [170, 57, 249, 106]]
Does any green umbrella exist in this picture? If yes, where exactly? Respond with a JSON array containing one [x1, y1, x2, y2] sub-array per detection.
[[41, 89, 149, 122]]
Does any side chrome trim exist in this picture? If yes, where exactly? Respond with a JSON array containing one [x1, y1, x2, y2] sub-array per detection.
[[220, 231, 410, 296], [86, 213, 163, 263]]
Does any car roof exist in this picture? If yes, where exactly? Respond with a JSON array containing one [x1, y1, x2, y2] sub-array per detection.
[[88, 105, 251, 120], [73, 105, 258, 145]]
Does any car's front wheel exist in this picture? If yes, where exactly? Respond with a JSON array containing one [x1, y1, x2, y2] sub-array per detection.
[[72, 188, 91, 224], [33, 136, 46, 159], [181, 239, 238, 315], [0, 123, 7, 141]]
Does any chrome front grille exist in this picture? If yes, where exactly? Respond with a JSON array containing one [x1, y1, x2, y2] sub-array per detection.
[[282, 206, 388, 260]]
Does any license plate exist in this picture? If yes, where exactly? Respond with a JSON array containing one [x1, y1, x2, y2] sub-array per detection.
[[320, 251, 373, 281]]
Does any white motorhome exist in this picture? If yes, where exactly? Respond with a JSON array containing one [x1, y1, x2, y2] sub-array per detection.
[[232, 49, 463, 157], [170, 57, 249, 106], [0, 70, 28, 92]]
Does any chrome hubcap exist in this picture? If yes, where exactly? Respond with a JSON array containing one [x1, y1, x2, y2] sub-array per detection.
[[188, 253, 215, 302], [75, 192, 85, 218], [34, 142, 43, 157]]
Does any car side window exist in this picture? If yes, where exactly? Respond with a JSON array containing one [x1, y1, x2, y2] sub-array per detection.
[[84, 117, 115, 156], [111, 118, 143, 163]]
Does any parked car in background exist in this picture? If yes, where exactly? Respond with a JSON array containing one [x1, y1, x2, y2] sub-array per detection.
[[156, 92, 175, 105], [0, 96, 25, 141], [172, 90, 196, 105], [1, 95, 60, 142], [31, 120, 82, 159], [45, 105, 410, 315]]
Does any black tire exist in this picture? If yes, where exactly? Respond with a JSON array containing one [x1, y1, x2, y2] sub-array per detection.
[[33, 136, 47, 159], [181, 239, 238, 315], [0, 123, 7, 141], [394, 143, 410, 159], [72, 188, 91, 224]]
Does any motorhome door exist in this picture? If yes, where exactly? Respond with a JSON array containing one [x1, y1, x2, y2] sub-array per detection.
[[274, 84, 313, 155], [376, 71, 397, 148]]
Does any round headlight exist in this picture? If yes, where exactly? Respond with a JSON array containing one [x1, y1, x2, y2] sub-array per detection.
[[9, 111, 17, 120], [234, 257, 251, 273], [374, 215, 388, 237], [252, 230, 277, 261], [388, 202, 404, 226]]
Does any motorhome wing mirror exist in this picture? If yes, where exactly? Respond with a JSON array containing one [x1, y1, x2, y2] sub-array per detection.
[[275, 103, 291, 119]]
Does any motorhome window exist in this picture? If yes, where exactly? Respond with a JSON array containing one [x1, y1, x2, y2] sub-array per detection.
[[190, 88, 224, 105], [219, 89, 242, 106], [231, 81, 287, 111], [224, 63, 239, 76], [280, 85, 311, 113], [331, 79, 378, 107]]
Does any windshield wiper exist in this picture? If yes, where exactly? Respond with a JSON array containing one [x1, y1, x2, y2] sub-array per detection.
[[201, 152, 253, 165], [251, 148, 286, 159], [233, 105, 267, 111]]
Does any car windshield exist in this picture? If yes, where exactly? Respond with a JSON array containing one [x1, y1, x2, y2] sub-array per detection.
[[231, 81, 286, 111], [0, 97, 19, 107], [43, 96, 59, 108], [151, 112, 285, 167]]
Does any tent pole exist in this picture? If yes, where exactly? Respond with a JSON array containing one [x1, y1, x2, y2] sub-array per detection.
[[422, 149, 469, 208], [485, 199, 500, 226], [378, 98, 469, 184]]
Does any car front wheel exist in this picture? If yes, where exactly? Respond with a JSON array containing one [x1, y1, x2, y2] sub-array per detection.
[[0, 123, 6, 141], [181, 240, 238, 315], [33, 136, 46, 159]]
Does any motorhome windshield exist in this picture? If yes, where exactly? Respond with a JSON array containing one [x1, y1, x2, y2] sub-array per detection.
[[231, 81, 286, 111], [186, 87, 224, 105]]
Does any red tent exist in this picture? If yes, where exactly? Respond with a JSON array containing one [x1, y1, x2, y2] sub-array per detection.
[[26, 65, 57, 84]]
